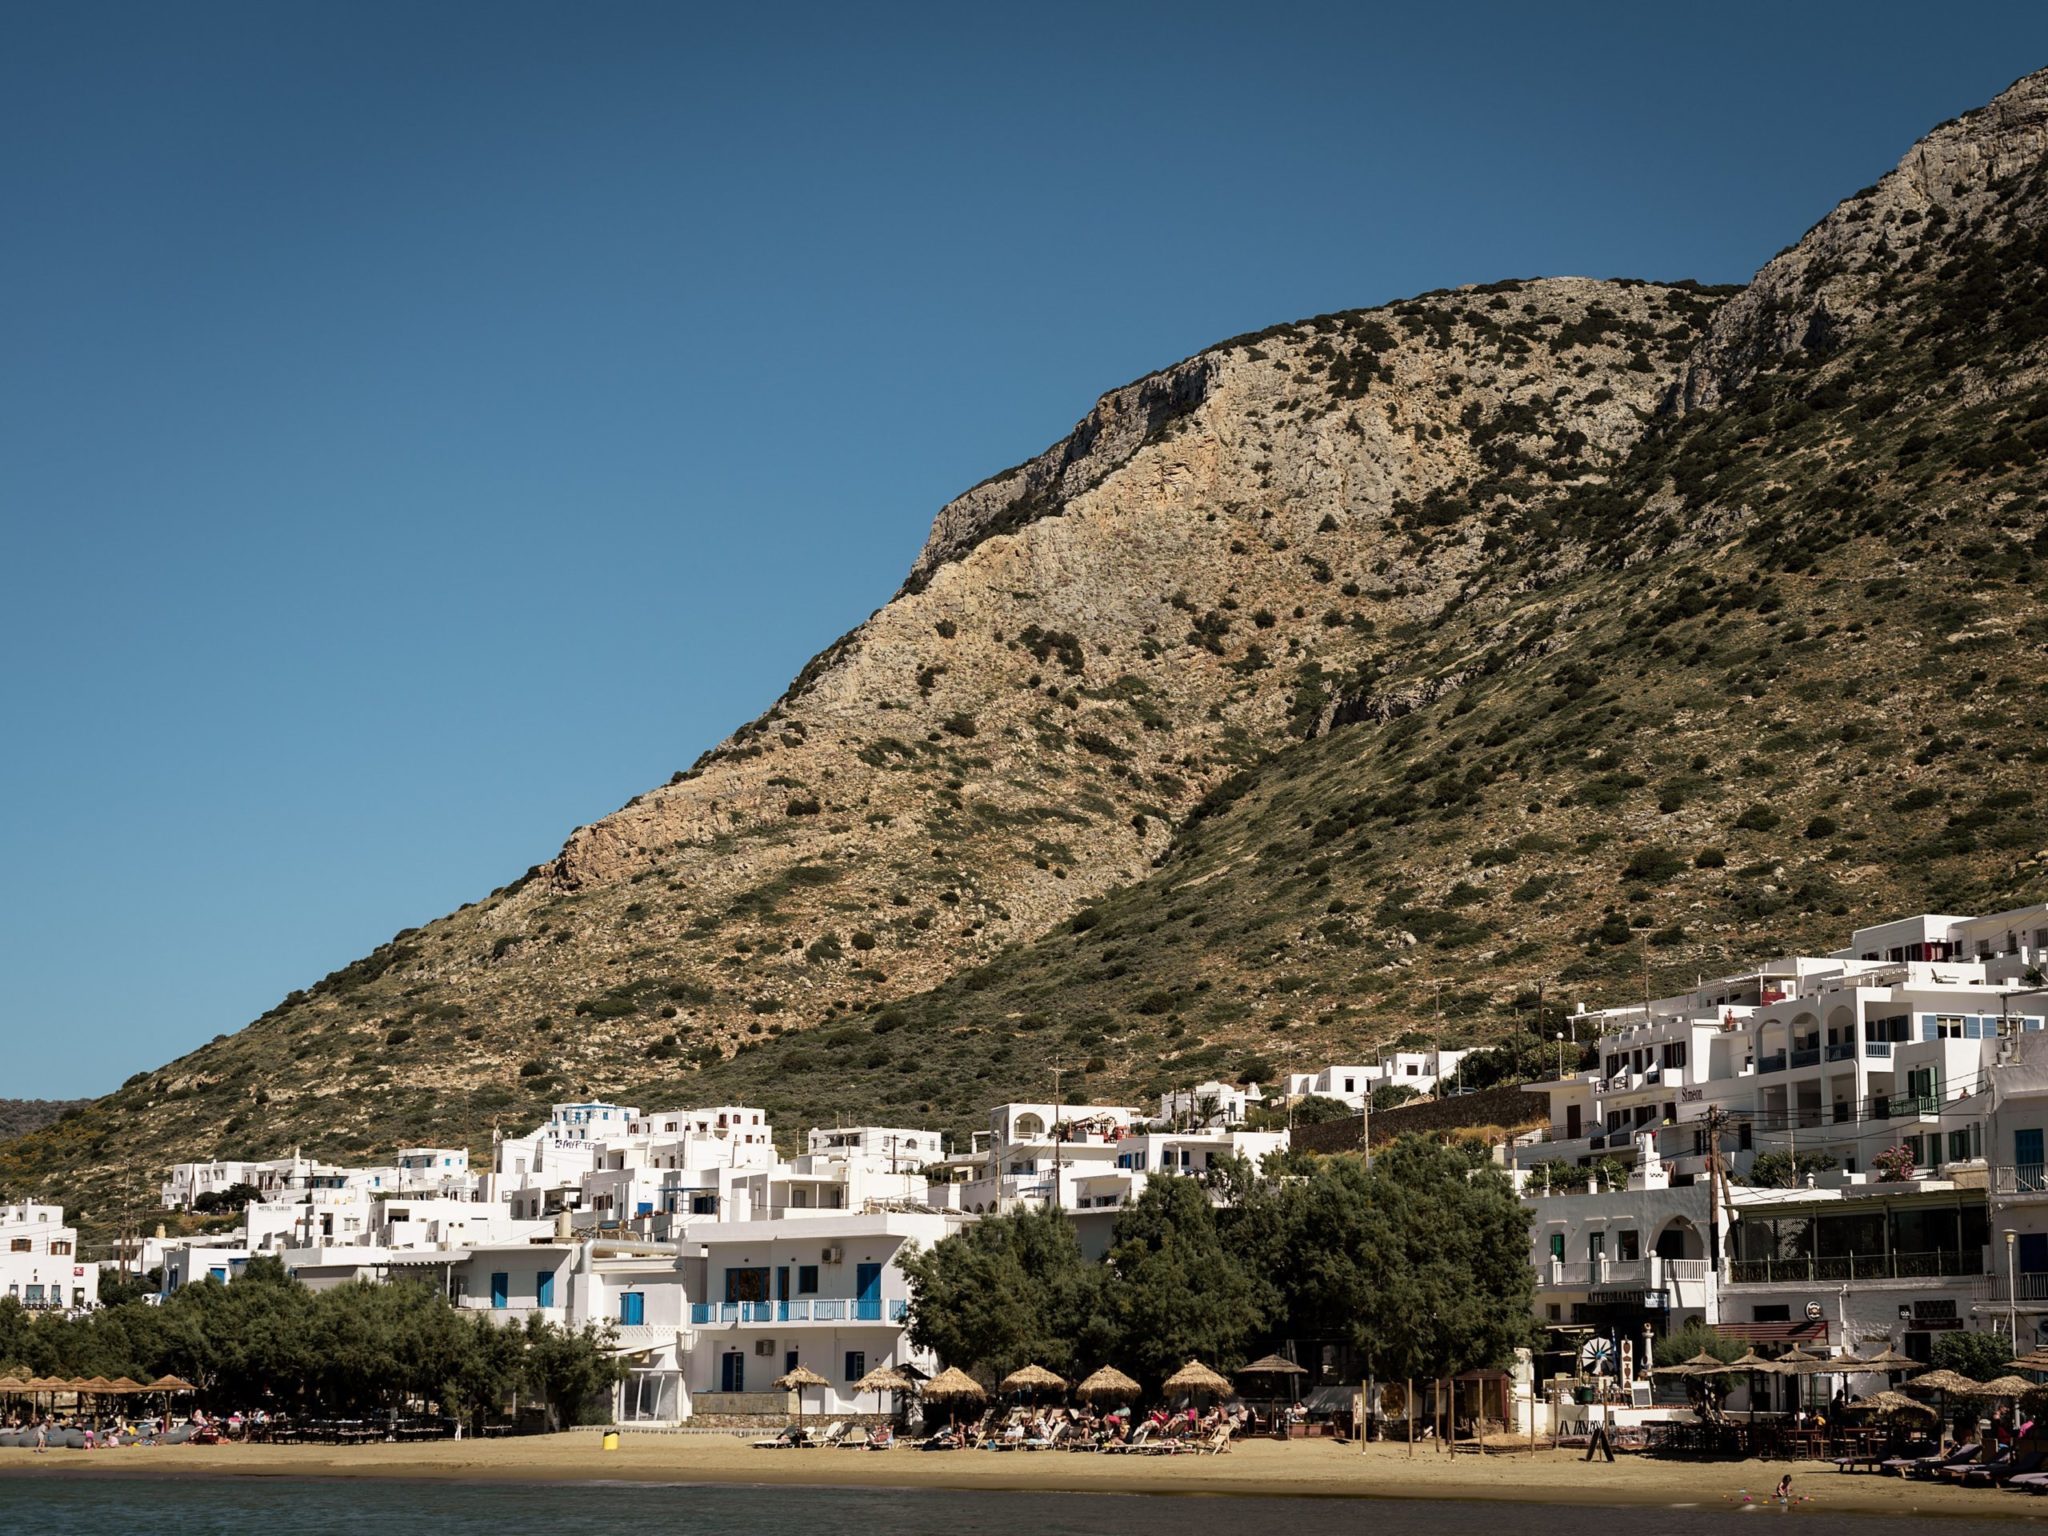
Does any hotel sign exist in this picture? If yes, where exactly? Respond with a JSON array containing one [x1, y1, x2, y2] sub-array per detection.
[[1679, 1087, 1704, 1103]]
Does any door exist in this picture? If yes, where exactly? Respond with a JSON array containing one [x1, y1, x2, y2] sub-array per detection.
[[536, 1271, 555, 1308], [2020, 1233, 2048, 1289], [490, 1271, 509, 1310], [2018, 1129, 2044, 1189], [1566, 1104, 1582, 1139], [721, 1352, 745, 1393], [619, 1291, 645, 1326], [856, 1262, 882, 1321]]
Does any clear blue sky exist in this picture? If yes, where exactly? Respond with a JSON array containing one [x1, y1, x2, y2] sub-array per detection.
[[5, 5, 2045, 1099]]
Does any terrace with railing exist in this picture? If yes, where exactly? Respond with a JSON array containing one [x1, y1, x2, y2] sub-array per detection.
[[688, 1298, 907, 1325], [1726, 1249, 1986, 1284]]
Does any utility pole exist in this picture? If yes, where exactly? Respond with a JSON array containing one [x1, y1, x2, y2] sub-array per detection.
[[1705, 1106, 1726, 1284]]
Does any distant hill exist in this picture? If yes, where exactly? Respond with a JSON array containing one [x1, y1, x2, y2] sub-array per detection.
[[0, 1100, 90, 1144], [7, 67, 2048, 1233]]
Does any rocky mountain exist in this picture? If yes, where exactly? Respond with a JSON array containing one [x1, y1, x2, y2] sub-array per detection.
[[0, 1101, 89, 1144], [8, 68, 2048, 1231]]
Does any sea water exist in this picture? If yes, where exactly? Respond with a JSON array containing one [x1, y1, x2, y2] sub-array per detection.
[[0, 1479, 2028, 1535]]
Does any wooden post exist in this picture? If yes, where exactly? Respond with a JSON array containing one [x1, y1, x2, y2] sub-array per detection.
[[1407, 1378, 1414, 1458]]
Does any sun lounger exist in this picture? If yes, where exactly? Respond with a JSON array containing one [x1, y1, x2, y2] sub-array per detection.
[[1102, 1423, 1154, 1454], [752, 1426, 804, 1449], [1891, 1443, 1977, 1479], [814, 1421, 847, 1449], [1958, 1447, 2046, 1487], [1190, 1424, 1232, 1455]]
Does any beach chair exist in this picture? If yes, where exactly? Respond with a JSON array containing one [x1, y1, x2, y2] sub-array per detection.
[[815, 1420, 848, 1449], [1894, 1442, 1977, 1479], [1959, 1446, 2046, 1487], [1192, 1423, 1232, 1455], [1102, 1422, 1153, 1455], [751, 1425, 803, 1449], [863, 1426, 896, 1451]]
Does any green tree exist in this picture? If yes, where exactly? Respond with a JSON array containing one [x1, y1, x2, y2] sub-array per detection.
[[901, 1201, 1106, 1379], [1370, 1083, 1422, 1113], [1931, 1329, 2013, 1382], [1102, 1175, 1262, 1389], [521, 1315, 626, 1429], [1353, 1137, 1533, 1383], [1288, 1094, 1357, 1126]]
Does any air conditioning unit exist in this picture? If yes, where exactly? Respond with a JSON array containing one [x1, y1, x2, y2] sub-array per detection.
[[821, 1245, 843, 1264], [755, 1339, 777, 1357]]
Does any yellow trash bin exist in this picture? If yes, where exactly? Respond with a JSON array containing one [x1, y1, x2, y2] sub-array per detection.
[[602, 1431, 620, 1451]]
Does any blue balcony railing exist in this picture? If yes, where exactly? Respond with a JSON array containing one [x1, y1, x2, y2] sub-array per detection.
[[1825, 1043, 1854, 1062], [1757, 1053, 1787, 1074], [1790, 1047, 1821, 1069]]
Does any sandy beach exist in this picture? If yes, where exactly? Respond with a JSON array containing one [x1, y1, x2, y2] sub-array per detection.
[[3, 1430, 2044, 1519]]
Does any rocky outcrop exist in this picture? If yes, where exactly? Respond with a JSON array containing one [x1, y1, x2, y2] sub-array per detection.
[[1678, 66, 2048, 411]]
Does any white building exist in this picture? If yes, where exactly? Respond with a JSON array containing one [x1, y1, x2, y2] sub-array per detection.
[[1, 1203, 95, 1312], [684, 1210, 960, 1417]]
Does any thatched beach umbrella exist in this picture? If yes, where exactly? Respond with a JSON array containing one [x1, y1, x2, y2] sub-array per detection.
[[1655, 1349, 1733, 1377], [1162, 1359, 1233, 1401], [1236, 1353, 1307, 1428], [921, 1366, 988, 1426], [1726, 1348, 1789, 1426], [1905, 1368, 1980, 1432], [853, 1364, 913, 1421], [108, 1376, 145, 1395], [774, 1365, 830, 1428], [1075, 1366, 1143, 1406], [1969, 1375, 2035, 1400], [149, 1374, 196, 1393], [999, 1363, 1067, 1398], [2013, 1349, 2048, 1374], [1849, 1345, 1919, 1378], [1847, 1390, 1937, 1419]]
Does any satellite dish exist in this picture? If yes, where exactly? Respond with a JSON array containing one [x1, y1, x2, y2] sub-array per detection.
[[1578, 1336, 1616, 1376]]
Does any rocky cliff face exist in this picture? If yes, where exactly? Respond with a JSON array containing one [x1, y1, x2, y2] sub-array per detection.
[[10, 69, 2048, 1230], [1680, 68, 2048, 411]]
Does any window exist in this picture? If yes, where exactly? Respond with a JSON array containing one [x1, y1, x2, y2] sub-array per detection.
[[797, 1265, 819, 1294], [1546, 1303, 1561, 1321], [1752, 1304, 1790, 1323], [845, 1351, 866, 1383], [49, 1241, 71, 1256], [536, 1271, 555, 1308], [619, 1292, 645, 1326], [7, 1239, 27, 1253], [691, 1193, 717, 1215], [725, 1267, 770, 1303], [1617, 1230, 1640, 1262]]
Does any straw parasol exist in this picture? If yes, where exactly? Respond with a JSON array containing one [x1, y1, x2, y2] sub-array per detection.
[[921, 1366, 988, 1424], [1162, 1359, 1233, 1400], [999, 1363, 1068, 1397], [108, 1376, 145, 1395], [774, 1364, 830, 1427], [1655, 1350, 1735, 1377], [2011, 1349, 2048, 1373], [1074, 1365, 1143, 1405], [1849, 1345, 1919, 1374], [148, 1375, 196, 1393], [1969, 1375, 2035, 1399], [1726, 1349, 1788, 1426], [1905, 1368, 1980, 1429], [1905, 1369, 1982, 1394], [1847, 1391, 1938, 1419], [853, 1364, 913, 1420]]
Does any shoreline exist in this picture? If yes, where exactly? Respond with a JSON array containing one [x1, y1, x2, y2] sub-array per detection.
[[3, 1432, 2043, 1518]]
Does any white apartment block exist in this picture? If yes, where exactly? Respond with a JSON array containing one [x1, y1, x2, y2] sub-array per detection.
[[1, 1203, 95, 1312], [1513, 903, 2048, 1405], [1280, 1049, 1470, 1108]]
